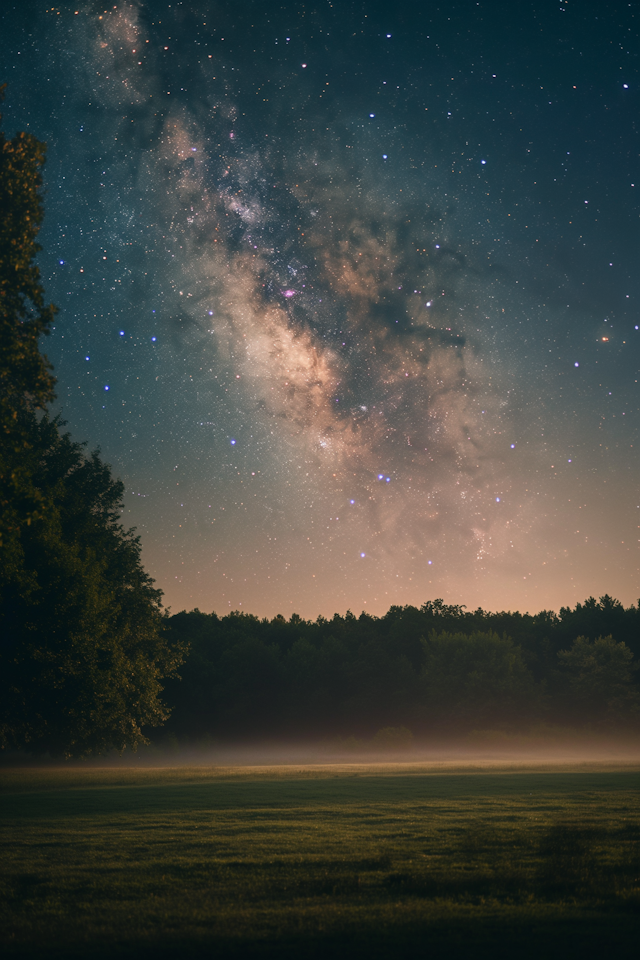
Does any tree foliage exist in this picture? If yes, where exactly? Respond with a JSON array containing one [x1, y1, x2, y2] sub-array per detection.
[[0, 85, 57, 546], [558, 635, 639, 725], [0, 93, 184, 757], [420, 630, 536, 730], [0, 414, 185, 757], [162, 599, 640, 742], [0, 86, 56, 414]]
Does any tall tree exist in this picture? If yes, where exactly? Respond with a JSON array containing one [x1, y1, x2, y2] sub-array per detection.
[[0, 92, 184, 757], [0, 85, 57, 547], [1, 414, 185, 757]]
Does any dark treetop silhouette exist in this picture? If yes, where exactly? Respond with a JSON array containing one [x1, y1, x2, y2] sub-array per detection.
[[162, 598, 640, 744]]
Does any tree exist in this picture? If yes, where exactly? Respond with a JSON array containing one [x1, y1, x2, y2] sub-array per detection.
[[0, 85, 57, 547], [420, 630, 536, 731], [557, 635, 639, 726], [0, 93, 184, 757], [0, 413, 185, 757], [556, 596, 639, 657]]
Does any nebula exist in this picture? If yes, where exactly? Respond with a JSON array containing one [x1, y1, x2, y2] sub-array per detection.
[[7, 1, 637, 614]]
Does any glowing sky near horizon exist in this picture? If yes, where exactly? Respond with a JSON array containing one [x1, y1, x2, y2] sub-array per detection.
[[3, 0, 640, 616]]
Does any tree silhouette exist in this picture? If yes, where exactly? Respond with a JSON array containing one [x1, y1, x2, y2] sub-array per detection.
[[558, 635, 640, 726], [0, 92, 184, 757], [0, 85, 57, 547]]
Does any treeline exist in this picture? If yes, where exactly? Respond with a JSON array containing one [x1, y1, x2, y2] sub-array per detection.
[[162, 597, 640, 742]]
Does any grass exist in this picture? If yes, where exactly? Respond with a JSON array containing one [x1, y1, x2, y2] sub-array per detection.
[[1, 762, 639, 958]]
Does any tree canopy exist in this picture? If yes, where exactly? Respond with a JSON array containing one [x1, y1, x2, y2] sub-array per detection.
[[0, 84, 57, 547], [0, 413, 185, 757], [558, 635, 639, 725], [161, 599, 640, 743]]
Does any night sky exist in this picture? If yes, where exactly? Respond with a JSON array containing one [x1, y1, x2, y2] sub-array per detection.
[[3, 0, 640, 616]]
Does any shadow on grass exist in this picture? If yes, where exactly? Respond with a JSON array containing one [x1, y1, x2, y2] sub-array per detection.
[[6, 911, 640, 960]]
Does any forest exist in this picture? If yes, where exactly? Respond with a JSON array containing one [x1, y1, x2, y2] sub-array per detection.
[[161, 597, 640, 743]]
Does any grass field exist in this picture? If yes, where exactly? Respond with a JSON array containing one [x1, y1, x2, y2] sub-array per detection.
[[1, 761, 639, 958]]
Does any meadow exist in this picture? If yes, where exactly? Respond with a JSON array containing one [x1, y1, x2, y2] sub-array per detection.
[[1, 761, 639, 958]]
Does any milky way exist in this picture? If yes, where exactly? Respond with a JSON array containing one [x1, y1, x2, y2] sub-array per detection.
[[4, 1, 640, 614]]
